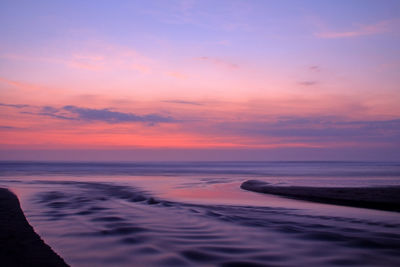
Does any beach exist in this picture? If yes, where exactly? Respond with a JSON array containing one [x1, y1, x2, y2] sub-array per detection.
[[241, 179, 400, 212], [1, 161, 400, 266], [0, 188, 68, 267], [2, 0, 400, 266]]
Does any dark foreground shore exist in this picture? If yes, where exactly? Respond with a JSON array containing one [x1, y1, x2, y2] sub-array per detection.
[[0, 188, 68, 267], [241, 180, 400, 212]]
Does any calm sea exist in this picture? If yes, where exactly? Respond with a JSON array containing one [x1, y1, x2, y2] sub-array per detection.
[[1, 161, 400, 266]]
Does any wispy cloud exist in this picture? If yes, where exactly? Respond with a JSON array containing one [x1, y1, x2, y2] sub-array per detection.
[[140, 0, 252, 33], [211, 116, 400, 144], [0, 42, 153, 74], [165, 71, 187, 79], [315, 19, 398, 39], [309, 65, 321, 72], [1, 102, 175, 125], [62, 105, 175, 124], [2, 100, 399, 149], [0, 77, 44, 91], [0, 102, 30, 108], [298, 81, 318, 86], [162, 99, 203, 106], [194, 56, 239, 69], [0, 125, 21, 130]]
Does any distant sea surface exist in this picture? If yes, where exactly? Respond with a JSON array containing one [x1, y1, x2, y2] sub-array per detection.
[[1, 161, 400, 266]]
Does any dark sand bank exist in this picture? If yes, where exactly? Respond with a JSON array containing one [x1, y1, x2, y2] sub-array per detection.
[[0, 188, 68, 267], [241, 180, 400, 212]]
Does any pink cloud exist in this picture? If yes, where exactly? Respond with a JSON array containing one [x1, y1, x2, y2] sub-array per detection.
[[315, 19, 398, 39], [194, 56, 239, 69], [1, 42, 153, 74], [166, 71, 187, 79], [0, 77, 43, 91]]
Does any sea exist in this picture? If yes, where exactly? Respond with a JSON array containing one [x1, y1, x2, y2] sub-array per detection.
[[1, 161, 400, 266]]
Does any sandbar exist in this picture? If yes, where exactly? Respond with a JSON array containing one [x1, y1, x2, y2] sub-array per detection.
[[241, 180, 400, 212]]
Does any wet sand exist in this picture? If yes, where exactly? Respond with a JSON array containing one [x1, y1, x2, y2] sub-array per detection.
[[241, 180, 400, 212], [0, 188, 68, 267]]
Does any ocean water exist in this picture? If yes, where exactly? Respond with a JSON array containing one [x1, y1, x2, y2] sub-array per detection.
[[1, 161, 400, 266]]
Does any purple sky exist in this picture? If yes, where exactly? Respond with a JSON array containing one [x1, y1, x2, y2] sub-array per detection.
[[0, 0, 399, 161]]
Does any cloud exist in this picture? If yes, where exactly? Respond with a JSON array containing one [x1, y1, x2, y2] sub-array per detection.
[[0, 77, 44, 92], [1, 42, 153, 74], [195, 56, 239, 69], [162, 100, 203, 106], [298, 81, 317, 86], [0, 102, 30, 109], [166, 71, 187, 79], [62, 105, 175, 124], [315, 19, 397, 39], [0, 125, 20, 130], [22, 106, 77, 120], [211, 116, 400, 144], [1, 102, 175, 125], [309, 65, 321, 72]]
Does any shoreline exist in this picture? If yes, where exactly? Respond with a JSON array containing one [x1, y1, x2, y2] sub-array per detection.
[[241, 180, 400, 212], [0, 188, 68, 267]]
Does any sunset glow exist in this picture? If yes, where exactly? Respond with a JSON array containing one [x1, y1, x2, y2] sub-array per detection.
[[1, 0, 399, 160]]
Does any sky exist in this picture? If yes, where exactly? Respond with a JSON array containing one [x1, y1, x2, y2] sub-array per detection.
[[0, 0, 400, 161]]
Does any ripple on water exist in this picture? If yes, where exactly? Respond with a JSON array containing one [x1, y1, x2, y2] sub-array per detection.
[[21, 181, 400, 266]]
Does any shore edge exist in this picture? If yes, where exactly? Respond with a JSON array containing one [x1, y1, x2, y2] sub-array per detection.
[[241, 180, 400, 212], [0, 187, 69, 267]]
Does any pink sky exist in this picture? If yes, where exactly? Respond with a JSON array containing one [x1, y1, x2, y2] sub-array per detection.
[[0, 1, 399, 160]]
